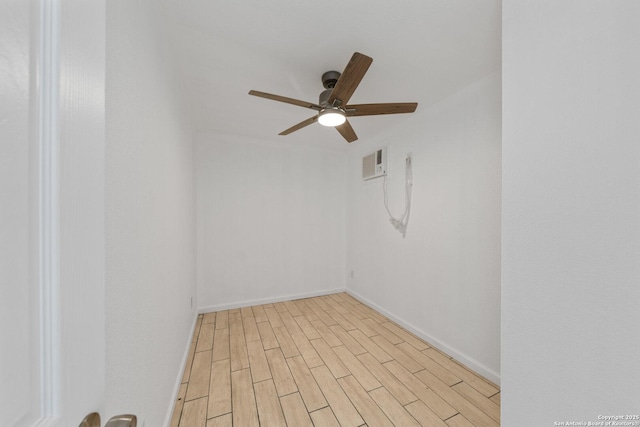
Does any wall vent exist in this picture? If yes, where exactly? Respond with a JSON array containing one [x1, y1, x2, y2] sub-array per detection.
[[362, 148, 387, 180]]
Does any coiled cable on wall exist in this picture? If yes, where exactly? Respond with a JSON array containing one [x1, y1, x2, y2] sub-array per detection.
[[383, 154, 413, 237]]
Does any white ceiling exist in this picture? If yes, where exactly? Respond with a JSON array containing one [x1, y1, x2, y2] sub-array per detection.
[[161, 0, 501, 151]]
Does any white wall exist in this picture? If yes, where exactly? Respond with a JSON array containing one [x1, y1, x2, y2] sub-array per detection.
[[106, 1, 196, 426], [503, 1, 640, 424], [197, 135, 347, 310], [346, 72, 502, 383]]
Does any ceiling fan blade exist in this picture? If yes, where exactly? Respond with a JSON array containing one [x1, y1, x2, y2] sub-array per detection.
[[279, 116, 318, 135], [249, 90, 322, 111], [335, 119, 358, 143], [328, 52, 373, 107], [346, 102, 418, 117]]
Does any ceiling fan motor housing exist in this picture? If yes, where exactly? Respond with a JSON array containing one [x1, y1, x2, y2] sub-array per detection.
[[321, 71, 343, 107], [318, 89, 334, 107]]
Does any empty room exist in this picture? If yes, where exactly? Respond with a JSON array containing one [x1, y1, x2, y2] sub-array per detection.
[[2, 1, 638, 427]]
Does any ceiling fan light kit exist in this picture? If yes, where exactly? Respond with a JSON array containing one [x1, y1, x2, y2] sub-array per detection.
[[318, 108, 346, 127], [249, 52, 418, 143]]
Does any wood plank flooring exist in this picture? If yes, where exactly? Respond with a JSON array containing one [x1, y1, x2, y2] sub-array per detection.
[[170, 293, 500, 427]]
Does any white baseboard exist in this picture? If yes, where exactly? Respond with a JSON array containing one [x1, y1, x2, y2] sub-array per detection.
[[346, 289, 501, 386], [198, 288, 346, 313], [162, 312, 199, 427]]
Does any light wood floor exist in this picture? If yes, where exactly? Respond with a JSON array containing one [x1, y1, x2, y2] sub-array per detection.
[[170, 292, 500, 427]]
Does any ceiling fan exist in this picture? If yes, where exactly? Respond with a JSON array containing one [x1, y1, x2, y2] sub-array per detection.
[[249, 52, 418, 143]]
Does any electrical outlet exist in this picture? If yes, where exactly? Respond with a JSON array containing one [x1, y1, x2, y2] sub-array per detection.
[[190, 296, 193, 309], [350, 270, 354, 279], [406, 153, 412, 166]]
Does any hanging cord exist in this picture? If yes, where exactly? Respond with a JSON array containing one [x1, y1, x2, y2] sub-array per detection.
[[383, 154, 413, 237]]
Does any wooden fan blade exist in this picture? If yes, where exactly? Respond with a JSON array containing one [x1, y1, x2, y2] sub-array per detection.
[[335, 119, 358, 143], [249, 90, 322, 111], [346, 102, 418, 117], [279, 116, 318, 135], [328, 52, 373, 107]]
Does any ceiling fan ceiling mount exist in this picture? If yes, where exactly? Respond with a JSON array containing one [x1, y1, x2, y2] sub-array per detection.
[[249, 52, 418, 143], [321, 70, 341, 90]]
